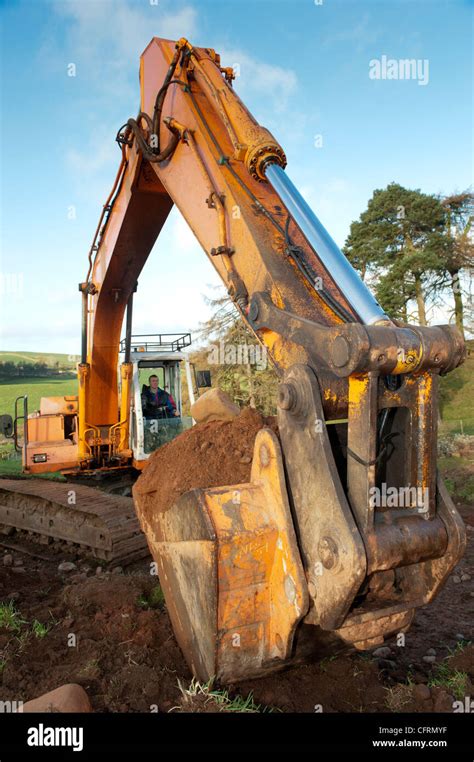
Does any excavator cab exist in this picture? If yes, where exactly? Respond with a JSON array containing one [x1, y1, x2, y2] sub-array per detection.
[[120, 333, 195, 465]]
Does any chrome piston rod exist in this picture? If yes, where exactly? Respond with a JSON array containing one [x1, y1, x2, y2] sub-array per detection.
[[264, 163, 388, 325]]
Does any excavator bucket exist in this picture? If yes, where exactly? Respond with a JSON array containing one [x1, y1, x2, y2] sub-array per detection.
[[134, 365, 466, 684], [133, 428, 308, 682]]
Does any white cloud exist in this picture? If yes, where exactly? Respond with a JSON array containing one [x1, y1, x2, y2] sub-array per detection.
[[51, 0, 198, 74], [219, 47, 298, 113], [65, 134, 117, 176]]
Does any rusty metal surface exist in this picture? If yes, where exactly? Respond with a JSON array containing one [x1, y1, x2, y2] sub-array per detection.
[[276, 363, 466, 647], [277, 364, 367, 631], [367, 515, 448, 573], [347, 373, 379, 533], [134, 428, 308, 683], [248, 291, 465, 379], [0, 478, 147, 563]]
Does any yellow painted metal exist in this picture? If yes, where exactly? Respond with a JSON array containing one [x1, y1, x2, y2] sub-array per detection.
[[133, 427, 308, 682], [77, 363, 90, 461], [204, 427, 308, 680], [118, 362, 133, 453]]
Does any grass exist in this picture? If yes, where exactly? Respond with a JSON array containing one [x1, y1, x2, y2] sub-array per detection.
[[175, 677, 274, 713], [137, 585, 166, 610], [0, 601, 27, 632], [78, 658, 101, 679], [0, 602, 56, 654], [427, 641, 471, 701], [385, 683, 413, 712], [438, 455, 474, 503], [428, 664, 469, 701], [439, 339, 474, 434], [0, 375, 77, 418], [31, 619, 50, 639]]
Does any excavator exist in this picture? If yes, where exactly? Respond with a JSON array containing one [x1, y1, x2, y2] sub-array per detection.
[[0, 37, 466, 684]]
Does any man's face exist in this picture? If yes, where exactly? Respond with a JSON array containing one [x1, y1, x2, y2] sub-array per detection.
[[150, 377, 159, 390]]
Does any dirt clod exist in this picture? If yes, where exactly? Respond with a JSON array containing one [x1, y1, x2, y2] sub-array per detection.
[[134, 407, 277, 517]]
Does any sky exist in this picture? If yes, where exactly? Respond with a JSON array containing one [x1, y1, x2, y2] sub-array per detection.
[[0, 0, 472, 354]]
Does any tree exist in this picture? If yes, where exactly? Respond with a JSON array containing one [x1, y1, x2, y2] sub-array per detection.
[[344, 183, 448, 324], [189, 287, 279, 415], [439, 190, 474, 337]]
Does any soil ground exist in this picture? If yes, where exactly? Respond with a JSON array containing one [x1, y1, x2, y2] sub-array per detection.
[[1, 508, 472, 713], [0, 409, 473, 713]]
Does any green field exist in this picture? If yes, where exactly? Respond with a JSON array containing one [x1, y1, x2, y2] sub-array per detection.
[[0, 376, 78, 417], [0, 373, 77, 479], [439, 340, 474, 434]]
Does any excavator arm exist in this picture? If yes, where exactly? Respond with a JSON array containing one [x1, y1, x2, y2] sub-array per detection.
[[79, 37, 465, 682], [81, 36, 360, 442]]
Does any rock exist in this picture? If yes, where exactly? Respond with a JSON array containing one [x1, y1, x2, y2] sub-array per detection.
[[13, 558, 24, 567], [452, 575, 461, 584], [12, 567, 26, 574], [378, 658, 396, 670], [426, 648, 436, 656], [433, 690, 455, 713], [96, 566, 103, 575], [190, 388, 240, 424], [239, 455, 252, 465], [456, 633, 466, 641], [372, 646, 392, 658], [112, 566, 123, 575], [58, 561, 77, 573], [422, 655, 436, 664], [3, 554, 13, 567], [70, 572, 87, 583], [413, 684, 431, 701], [8, 592, 20, 601], [460, 573, 471, 582], [19, 684, 92, 713]]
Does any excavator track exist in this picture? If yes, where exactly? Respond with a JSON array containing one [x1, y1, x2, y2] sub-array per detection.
[[0, 478, 149, 564]]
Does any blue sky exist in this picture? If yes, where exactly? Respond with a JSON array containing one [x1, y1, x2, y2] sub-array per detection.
[[0, 0, 472, 353]]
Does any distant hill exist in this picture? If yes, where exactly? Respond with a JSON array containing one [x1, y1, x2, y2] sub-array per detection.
[[0, 351, 79, 368]]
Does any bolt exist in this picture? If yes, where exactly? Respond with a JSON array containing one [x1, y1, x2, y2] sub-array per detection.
[[331, 336, 350, 368], [318, 536, 338, 570], [278, 383, 297, 411]]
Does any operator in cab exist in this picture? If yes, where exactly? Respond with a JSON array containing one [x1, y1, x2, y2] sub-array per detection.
[[141, 374, 179, 419]]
